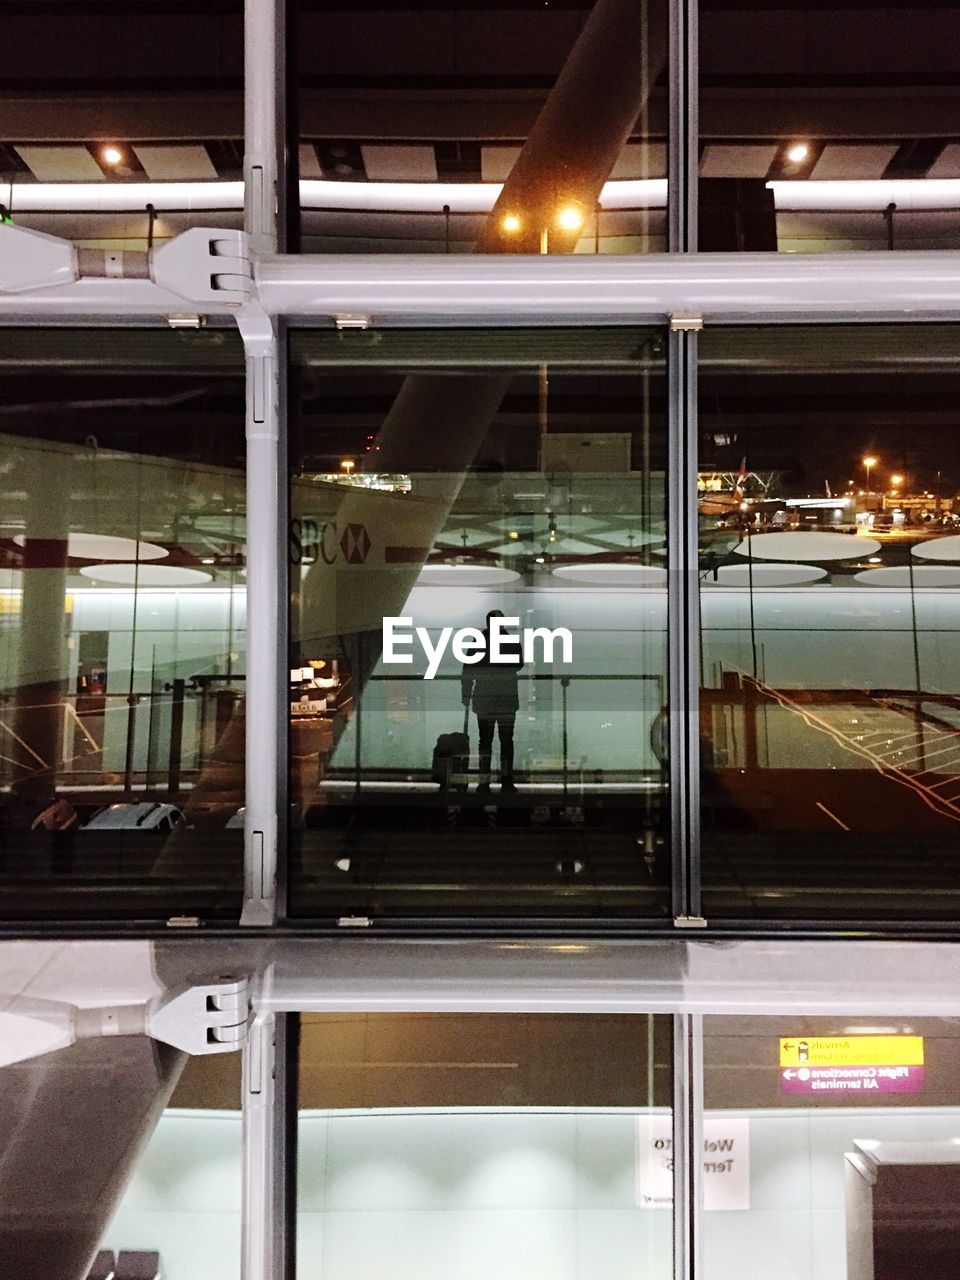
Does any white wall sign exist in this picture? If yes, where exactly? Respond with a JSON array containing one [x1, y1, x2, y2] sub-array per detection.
[[636, 1116, 750, 1211]]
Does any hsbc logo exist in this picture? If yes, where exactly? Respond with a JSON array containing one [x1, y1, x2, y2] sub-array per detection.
[[289, 519, 371, 566], [339, 523, 371, 564]]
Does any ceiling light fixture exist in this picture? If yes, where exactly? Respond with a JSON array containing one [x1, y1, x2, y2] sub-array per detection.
[[786, 142, 810, 164], [101, 145, 124, 167], [555, 203, 585, 232]]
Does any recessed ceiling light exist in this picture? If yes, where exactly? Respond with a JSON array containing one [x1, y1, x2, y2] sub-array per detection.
[[101, 145, 124, 167], [786, 142, 810, 164]]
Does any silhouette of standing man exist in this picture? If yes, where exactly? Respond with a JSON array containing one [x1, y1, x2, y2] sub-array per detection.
[[461, 609, 523, 794]]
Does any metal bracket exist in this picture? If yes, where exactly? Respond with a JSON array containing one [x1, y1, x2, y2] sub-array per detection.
[[146, 974, 253, 1054], [674, 915, 709, 929], [669, 314, 704, 331], [0, 223, 257, 312], [151, 227, 256, 309]]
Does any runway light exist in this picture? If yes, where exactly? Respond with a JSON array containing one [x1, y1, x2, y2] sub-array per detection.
[[500, 212, 522, 234], [556, 203, 585, 232], [101, 145, 124, 167], [786, 142, 810, 164]]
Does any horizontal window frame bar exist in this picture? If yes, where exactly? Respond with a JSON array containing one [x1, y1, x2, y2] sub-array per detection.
[[5, 251, 960, 325]]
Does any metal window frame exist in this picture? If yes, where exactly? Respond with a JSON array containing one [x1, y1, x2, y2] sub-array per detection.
[[5, 0, 960, 1276]]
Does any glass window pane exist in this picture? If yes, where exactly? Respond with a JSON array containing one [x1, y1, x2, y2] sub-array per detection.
[[99, 1050, 243, 1278], [698, 1, 960, 252], [298, 1013, 673, 1280], [2, 2, 243, 248], [292, 0, 669, 253], [698, 325, 960, 920], [0, 328, 246, 921], [704, 1014, 960, 1279], [288, 328, 669, 921]]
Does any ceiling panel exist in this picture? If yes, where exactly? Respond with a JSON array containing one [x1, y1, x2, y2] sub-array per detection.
[[132, 144, 218, 181], [700, 144, 777, 178], [15, 145, 104, 182], [481, 145, 521, 182], [928, 144, 960, 179], [811, 144, 899, 180], [361, 144, 438, 182], [611, 143, 667, 179]]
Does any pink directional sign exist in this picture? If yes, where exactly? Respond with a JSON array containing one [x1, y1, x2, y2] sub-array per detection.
[[780, 1065, 924, 1095]]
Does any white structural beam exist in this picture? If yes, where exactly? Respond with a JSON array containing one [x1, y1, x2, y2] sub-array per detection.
[[255, 250, 960, 324], [6, 247, 960, 325], [10, 938, 960, 1017], [254, 938, 960, 1017]]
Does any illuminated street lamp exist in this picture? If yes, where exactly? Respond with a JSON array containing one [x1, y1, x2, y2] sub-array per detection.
[[862, 455, 879, 491], [890, 473, 905, 490]]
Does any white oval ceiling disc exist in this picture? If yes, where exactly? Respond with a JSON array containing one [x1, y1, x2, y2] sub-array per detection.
[[912, 534, 960, 563], [14, 533, 168, 561], [78, 564, 212, 586], [551, 564, 667, 587], [854, 565, 960, 588], [732, 531, 880, 561], [415, 564, 520, 587], [702, 563, 828, 587]]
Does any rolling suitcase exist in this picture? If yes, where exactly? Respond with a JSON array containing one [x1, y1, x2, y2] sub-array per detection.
[[432, 706, 470, 790]]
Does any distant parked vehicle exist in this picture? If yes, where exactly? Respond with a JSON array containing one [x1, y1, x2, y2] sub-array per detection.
[[84, 802, 184, 832]]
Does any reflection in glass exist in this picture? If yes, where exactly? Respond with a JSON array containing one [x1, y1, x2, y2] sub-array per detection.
[[294, 0, 668, 253], [99, 1051, 243, 1278], [289, 330, 668, 919], [298, 1013, 673, 1280], [4, 5, 243, 248], [699, 3, 960, 251], [704, 1015, 960, 1280], [699, 326, 960, 919], [0, 330, 246, 920]]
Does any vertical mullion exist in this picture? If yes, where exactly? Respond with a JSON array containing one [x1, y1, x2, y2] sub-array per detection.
[[668, 0, 699, 252], [673, 1012, 704, 1280], [668, 326, 702, 921], [242, 1012, 290, 1280], [244, 0, 284, 257], [242, 0, 286, 929]]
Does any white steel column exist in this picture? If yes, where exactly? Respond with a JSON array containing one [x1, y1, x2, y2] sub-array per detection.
[[240, 311, 281, 926], [242, 1011, 290, 1280], [241, 0, 285, 926], [244, 0, 284, 257]]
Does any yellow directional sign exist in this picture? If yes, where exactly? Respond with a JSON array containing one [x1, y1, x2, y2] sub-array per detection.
[[779, 1036, 924, 1067]]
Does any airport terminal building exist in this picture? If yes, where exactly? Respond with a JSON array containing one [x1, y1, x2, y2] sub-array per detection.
[[3, 1, 960, 1277]]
